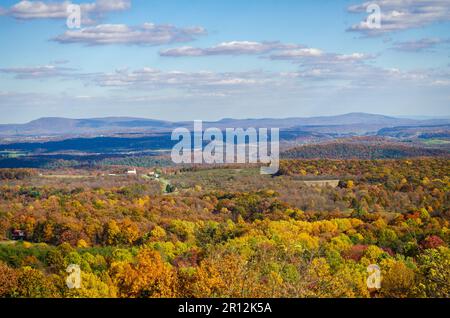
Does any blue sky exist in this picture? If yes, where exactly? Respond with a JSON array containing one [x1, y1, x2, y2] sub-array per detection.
[[0, 0, 449, 123]]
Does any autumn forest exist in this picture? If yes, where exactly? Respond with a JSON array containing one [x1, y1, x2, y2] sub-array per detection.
[[0, 158, 449, 298]]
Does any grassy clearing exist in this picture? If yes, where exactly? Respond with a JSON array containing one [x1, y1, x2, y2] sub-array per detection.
[[169, 167, 265, 190], [40, 174, 94, 179]]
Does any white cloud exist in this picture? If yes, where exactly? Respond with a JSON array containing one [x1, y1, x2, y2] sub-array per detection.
[[2, 56, 449, 108], [84, 63, 450, 97], [293, 63, 450, 90], [1, 64, 273, 89], [336, 53, 370, 61], [89, 68, 273, 89], [10, 1, 75, 19], [94, 0, 130, 11], [2, 64, 450, 121], [266, 46, 448, 90], [4, 0, 130, 24], [348, 0, 450, 36], [160, 41, 300, 57], [158, 41, 374, 79], [269, 48, 373, 66], [269, 48, 324, 59], [0, 64, 76, 79], [53, 23, 206, 45], [160, 46, 205, 57], [432, 80, 450, 86], [391, 37, 449, 52]]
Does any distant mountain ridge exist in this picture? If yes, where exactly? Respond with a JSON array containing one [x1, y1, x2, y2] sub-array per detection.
[[0, 113, 449, 137], [0, 117, 175, 136]]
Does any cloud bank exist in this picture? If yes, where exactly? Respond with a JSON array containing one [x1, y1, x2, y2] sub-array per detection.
[[160, 41, 301, 57], [0, 64, 77, 79], [348, 0, 450, 36], [391, 38, 449, 52], [3, 0, 131, 24], [53, 23, 206, 46]]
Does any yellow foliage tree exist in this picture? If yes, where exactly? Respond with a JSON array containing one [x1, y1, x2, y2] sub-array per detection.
[[111, 249, 177, 298]]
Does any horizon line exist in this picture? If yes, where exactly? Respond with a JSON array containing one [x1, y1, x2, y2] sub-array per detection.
[[2, 112, 450, 126]]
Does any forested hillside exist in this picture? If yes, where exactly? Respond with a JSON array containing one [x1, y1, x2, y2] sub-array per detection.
[[282, 143, 449, 159], [0, 158, 449, 298]]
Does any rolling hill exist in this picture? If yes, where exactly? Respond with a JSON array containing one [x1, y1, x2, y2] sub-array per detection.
[[281, 143, 449, 160]]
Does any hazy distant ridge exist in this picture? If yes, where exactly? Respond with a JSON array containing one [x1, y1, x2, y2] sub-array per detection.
[[0, 113, 449, 137]]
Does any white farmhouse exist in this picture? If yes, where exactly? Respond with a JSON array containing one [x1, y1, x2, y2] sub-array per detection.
[[127, 169, 137, 175]]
